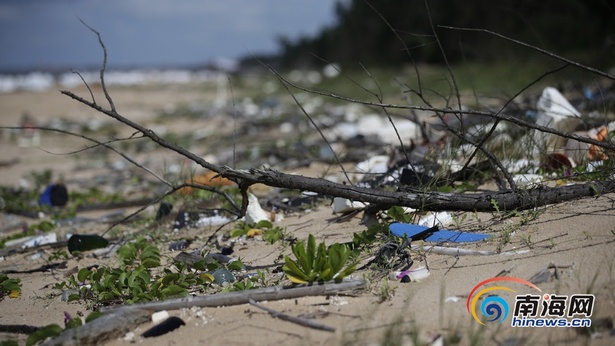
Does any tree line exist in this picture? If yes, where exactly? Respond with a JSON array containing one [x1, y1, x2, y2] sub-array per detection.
[[269, 0, 614, 69]]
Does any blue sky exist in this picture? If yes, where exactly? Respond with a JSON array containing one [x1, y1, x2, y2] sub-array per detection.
[[0, 0, 339, 70]]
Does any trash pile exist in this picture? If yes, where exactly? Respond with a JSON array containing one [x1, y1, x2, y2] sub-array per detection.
[[1, 79, 614, 343]]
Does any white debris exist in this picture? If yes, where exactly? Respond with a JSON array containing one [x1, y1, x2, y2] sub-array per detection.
[[245, 193, 271, 225], [332, 197, 368, 214], [195, 215, 231, 227], [534, 87, 581, 153], [418, 212, 453, 228], [389, 266, 430, 282], [7, 233, 58, 249], [513, 174, 544, 188], [152, 310, 170, 324]]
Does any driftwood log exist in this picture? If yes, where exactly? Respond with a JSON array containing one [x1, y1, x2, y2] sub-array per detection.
[[41, 308, 150, 346], [103, 279, 366, 314]]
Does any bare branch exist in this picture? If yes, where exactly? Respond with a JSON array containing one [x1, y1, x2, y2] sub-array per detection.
[[78, 18, 116, 111], [266, 65, 354, 185], [2, 126, 171, 187]]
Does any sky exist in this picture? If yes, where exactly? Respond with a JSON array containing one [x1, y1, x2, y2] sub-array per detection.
[[0, 0, 339, 71]]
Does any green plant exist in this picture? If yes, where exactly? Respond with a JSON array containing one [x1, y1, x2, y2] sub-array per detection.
[[230, 220, 289, 245], [283, 234, 357, 284], [48, 249, 70, 261], [25, 311, 102, 346], [377, 280, 396, 302], [0, 273, 21, 299], [520, 234, 533, 249], [54, 237, 214, 307]]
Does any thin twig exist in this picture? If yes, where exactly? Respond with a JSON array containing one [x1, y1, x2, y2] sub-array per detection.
[[2, 126, 171, 187], [70, 68, 96, 104], [248, 299, 336, 332], [79, 19, 116, 111], [268, 65, 354, 185], [262, 77, 615, 151]]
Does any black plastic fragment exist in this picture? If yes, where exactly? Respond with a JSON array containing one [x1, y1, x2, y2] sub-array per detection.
[[156, 201, 173, 221], [67, 234, 109, 254], [142, 316, 185, 338]]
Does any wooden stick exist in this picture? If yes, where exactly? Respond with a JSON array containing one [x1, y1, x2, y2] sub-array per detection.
[[248, 299, 335, 332], [103, 279, 365, 314], [41, 308, 150, 346]]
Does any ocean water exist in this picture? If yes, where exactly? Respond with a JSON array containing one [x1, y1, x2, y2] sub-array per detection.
[[0, 68, 222, 93]]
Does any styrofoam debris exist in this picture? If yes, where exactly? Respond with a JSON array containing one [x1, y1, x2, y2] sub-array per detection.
[[513, 174, 544, 188], [152, 310, 170, 324], [332, 197, 368, 214], [195, 215, 231, 227], [418, 212, 453, 228]]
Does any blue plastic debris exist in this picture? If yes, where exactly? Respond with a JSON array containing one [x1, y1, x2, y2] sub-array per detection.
[[39, 183, 68, 207], [389, 222, 489, 243]]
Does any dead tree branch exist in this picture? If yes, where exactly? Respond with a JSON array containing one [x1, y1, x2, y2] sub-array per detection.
[[57, 22, 615, 214]]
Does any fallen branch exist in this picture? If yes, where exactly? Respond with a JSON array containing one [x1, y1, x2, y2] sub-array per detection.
[[41, 308, 150, 346], [57, 22, 615, 216], [103, 279, 366, 314], [249, 298, 336, 332]]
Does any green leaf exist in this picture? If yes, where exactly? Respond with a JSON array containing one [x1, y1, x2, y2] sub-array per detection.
[[227, 260, 244, 271], [26, 324, 63, 346], [255, 220, 273, 229], [77, 268, 90, 283], [65, 317, 82, 329], [387, 206, 411, 223], [160, 284, 187, 298], [85, 311, 103, 323], [67, 294, 80, 302], [142, 257, 161, 269], [230, 228, 248, 238], [282, 257, 310, 282]]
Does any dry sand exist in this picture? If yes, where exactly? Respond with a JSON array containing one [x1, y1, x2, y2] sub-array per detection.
[[1, 85, 614, 345]]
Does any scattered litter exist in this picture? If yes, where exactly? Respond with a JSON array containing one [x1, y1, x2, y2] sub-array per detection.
[[67, 234, 109, 254], [332, 197, 368, 214], [390, 223, 489, 243], [156, 202, 173, 221], [39, 183, 69, 207], [245, 192, 282, 224], [513, 174, 544, 188], [534, 87, 581, 152], [174, 210, 231, 231], [445, 296, 460, 303], [389, 266, 430, 282], [413, 245, 529, 256], [417, 212, 453, 228], [211, 268, 235, 285], [142, 316, 185, 338], [15, 232, 57, 249], [168, 239, 192, 251], [151, 310, 170, 324]]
